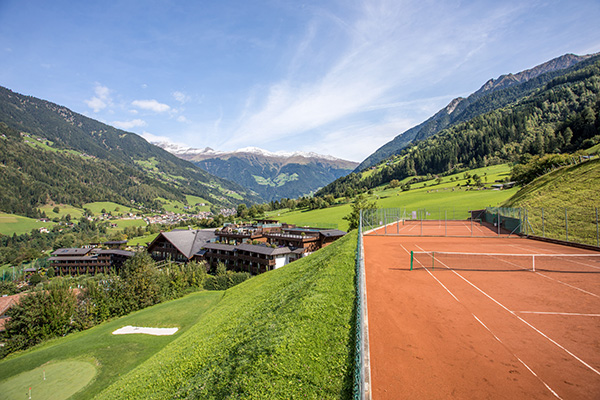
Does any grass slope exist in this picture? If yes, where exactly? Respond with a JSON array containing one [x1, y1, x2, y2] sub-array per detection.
[[0, 213, 54, 236], [98, 232, 357, 400], [504, 158, 600, 209], [503, 158, 600, 246], [0, 291, 223, 399], [273, 164, 516, 230]]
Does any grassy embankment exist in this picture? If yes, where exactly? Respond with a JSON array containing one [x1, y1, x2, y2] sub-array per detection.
[[96, 231, 357, 399], [503, 158, 600, 246], [271, 163, 517, 231], [0, 291, 223, 400]]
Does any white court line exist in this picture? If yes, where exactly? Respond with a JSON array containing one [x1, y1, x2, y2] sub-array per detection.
[[535, 272, 600, 298], [400, 244, 560, 398], [414, 244, 600, 377], [511, 246, 600, 298], [516, 311, 600, 317]]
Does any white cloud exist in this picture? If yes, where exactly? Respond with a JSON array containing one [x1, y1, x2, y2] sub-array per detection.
[[172, 91, 191, 104], [131, 99, 171, 113], [176, 115, 188, 123], [112, 119, 147, 130], [222, 0, 527, 159], [85, 84, 112, 112], [140, 131, 171, 143]]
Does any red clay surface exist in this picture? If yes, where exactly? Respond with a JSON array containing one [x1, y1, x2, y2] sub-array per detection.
[[364, 235, 600, 399], [365, 219, 513, 238]]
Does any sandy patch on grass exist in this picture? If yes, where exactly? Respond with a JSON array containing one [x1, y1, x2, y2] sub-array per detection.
[[112, 325, 178, 336]]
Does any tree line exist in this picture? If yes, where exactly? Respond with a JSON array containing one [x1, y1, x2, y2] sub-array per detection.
[[0, 253, 250, 358]]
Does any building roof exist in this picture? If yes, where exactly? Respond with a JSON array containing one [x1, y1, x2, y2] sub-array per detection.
[[236, 243, 293, 256], [96, 249, 135, 257], [151, 229, 216, 259], [51, 248, 94, 256], [49, 256, 99, 262], [201, 242, 236, 252], [200, 242, 293, 256], [319, 229, 347, 238]]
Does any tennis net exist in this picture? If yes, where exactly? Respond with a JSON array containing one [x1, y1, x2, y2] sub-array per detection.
[[410, 251, 600, 273]]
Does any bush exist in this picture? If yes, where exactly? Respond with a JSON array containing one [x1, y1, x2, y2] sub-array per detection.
[[204, 272, 251, 291]]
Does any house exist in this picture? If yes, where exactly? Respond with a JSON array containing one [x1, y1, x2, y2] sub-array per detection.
[[48, 247, 134, 275], [0, 293, 27, 332], [147, 222, 346, 275], [147, 229, 217, 263], [200, 242, 303, 274]]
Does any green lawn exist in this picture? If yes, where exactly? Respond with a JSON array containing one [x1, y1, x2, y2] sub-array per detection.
[[39, 205, 84, 220], [0, 291, 223, 400], [97, 232, 357, 399], [127, 233, 159, 247], [83, 202, 138, 216], [274, 164, 516, 231], [106, 218, 147, 234], [0, 360, 97, 400], [0, 213, 55, 236]]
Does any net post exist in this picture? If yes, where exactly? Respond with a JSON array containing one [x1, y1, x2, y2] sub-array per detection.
[[445, 210, 447, 237], [410, 251, 413, 271], [471, 216, 473, 237], [532, 255, 535, 272]]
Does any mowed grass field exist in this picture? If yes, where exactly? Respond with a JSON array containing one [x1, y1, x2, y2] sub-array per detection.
[[0, 291, 223, 400], [0, 213, 55, 236], [272, 164, 517, 231]]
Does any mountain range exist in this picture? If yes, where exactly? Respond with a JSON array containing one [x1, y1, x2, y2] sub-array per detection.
[[356, 52, 600, 172], [154, 143, 358, 201], [0, 86, 261, 216]]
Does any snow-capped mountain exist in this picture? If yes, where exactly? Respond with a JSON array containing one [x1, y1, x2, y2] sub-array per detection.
[[153, 142, 358, 201]]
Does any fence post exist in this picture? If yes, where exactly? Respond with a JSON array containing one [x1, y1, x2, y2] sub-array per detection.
[[596, 207, 600, 247], [542, 208, 545, 238], [445, 210, 447, 237], [384, 209, 387, 235], [565, 207, 569, 242], [498, 209, 501, 236]]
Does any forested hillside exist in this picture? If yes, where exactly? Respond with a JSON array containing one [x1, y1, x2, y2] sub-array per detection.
[[317, 59, 600, 198], [0, 87, 262, 216], [192, 153, 356, 201], [356, 53, 599, 171]]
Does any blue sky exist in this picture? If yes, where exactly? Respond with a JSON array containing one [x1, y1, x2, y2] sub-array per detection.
[[1, 0, 599, 161]]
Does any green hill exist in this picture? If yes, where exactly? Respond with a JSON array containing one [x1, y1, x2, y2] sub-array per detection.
[[318, 56, 600, 199], [0, 232, 357, 399], [0, 86, 262, 217], [504, 158, 600, 210], [356, 53, 599, 171], [97, 232, 356, 399], [502, 157, 600, 246]]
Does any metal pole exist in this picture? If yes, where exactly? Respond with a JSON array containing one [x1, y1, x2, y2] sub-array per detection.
[[420, 210, 423, 236], [498, 210, 501, 236], [410, 251, 414, 271], [445, 210, 447, 237], [542, 208, 545, 238], [596, 207, 600, 247], [565, 208, 569, 242], [384, 209, 387, 235]]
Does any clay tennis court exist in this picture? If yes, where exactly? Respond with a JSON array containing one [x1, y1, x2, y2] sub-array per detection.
[[364, 232, 600, 399]]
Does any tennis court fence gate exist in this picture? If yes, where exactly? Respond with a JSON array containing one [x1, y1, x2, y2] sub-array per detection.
[[360, 206, 600, 247]]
